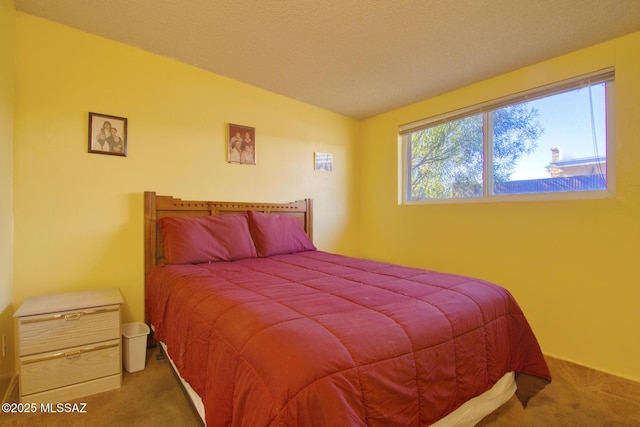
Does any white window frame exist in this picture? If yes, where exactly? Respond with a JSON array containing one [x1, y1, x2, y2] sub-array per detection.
[[399, 68, 616, 205]]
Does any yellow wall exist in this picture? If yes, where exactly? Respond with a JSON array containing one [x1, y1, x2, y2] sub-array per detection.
[[360, 34, 640, 382], [0, 0, 16, 389], [8, 9, 640, 385], [13, 14, 360, 324]]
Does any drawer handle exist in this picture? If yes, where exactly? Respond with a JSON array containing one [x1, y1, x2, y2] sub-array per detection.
[[21, 342, 119, 365], [20, 306, 119, 324], [64, 313, 83, 321]]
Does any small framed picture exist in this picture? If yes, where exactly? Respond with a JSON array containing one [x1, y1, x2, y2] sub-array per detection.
[[88, 112, 127, 156], [228, 123, 256, 165], [314, 152, 333, 171]]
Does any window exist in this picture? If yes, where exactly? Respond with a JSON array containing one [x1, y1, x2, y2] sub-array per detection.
[[400, 69, 614, 203]]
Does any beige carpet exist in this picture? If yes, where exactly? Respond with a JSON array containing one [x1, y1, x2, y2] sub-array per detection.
[[479, 356, 640, 427], [2, 350, 640, 426]]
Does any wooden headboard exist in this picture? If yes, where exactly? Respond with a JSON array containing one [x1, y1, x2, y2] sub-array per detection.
[[143, 191, 313, 284]]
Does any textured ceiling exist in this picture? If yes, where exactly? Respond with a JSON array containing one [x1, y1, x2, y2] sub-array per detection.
[[13, 0, 640, 120]]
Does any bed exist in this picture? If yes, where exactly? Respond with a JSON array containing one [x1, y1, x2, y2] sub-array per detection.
[[144, 191, 551, 426]]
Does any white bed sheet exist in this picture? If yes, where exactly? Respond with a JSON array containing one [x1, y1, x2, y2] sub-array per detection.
[[157, 335, 515, 426], [158, 337, 206, 422]]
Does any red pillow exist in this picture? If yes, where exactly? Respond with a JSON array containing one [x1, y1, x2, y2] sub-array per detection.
[[158, 214, 257, 264], [247, 210, 316, 257]]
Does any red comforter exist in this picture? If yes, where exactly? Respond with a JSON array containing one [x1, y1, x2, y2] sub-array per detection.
[[147, 251, 550, 426]]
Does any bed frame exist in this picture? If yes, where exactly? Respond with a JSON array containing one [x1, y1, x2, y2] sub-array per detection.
[[144, 191, 313, 287], [142, 192, 527, 426]]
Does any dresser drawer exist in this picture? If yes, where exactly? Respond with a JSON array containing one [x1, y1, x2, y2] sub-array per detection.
[[19, 339, 121, 396], [18, 305, 120, 356]]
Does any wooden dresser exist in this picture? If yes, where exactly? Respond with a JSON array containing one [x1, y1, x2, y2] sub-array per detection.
[[14, 288, 124, 403]]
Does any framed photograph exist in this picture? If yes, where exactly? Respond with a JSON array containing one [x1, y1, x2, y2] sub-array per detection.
[[314, 152, 333, 171], [228, 123, 256, 165], [88, 112, 127, 156]]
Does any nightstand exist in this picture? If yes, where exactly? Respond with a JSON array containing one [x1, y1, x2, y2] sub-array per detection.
[[13, 288, 124, 403]]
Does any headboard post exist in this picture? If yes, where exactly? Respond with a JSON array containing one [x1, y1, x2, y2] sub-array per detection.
[[144, 191, 158, 286], [305, 198, 313, 241]]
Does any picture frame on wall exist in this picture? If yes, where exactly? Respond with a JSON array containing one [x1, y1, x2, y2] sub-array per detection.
[[314, 152, 333, 171], [88, 112, 128, 157], [228, 123, 256, 165]]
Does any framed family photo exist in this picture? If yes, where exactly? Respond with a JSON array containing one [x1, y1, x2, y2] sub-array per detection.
[[228, 123, 256, 165], [88, 112, 128, 157]]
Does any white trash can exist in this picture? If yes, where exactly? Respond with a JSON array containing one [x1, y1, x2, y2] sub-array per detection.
[[122, 322, 150, 373]]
